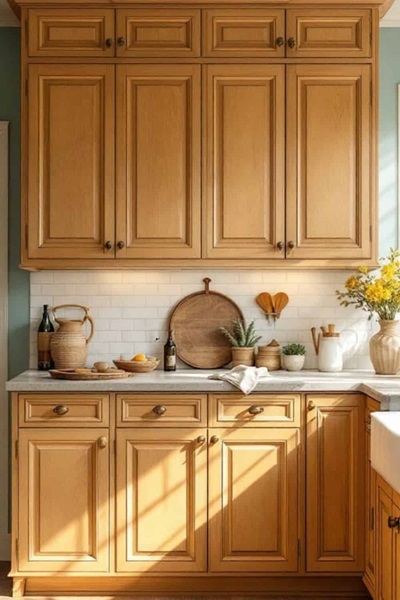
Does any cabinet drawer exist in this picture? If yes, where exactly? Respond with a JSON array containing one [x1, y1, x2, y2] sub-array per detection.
[[116, 9, 200, 57], [19, 394, 109, 427], [203, 9, 285, 57], [28, 9, 115, 57], [209, 394, 301, 427], [117, 394, 207, 427], [286, 10, 371, 58]]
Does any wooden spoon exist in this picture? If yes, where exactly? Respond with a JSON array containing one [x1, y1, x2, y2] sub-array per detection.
[[256, 292, 274, 317], [272, 292, 289, 318]]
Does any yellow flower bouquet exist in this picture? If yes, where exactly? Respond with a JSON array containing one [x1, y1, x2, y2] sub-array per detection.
[[336, 250, 400, 321]]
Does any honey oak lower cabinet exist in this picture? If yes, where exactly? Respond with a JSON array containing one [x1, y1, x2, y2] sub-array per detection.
[[115, 428, 207, 572], [27, 64, 115, 260], [18, 428, 110, 573], [375, 475, 400, 600], [306, 394, 365, 572], [208, 428, 300, 572], [364, 398, 380, 597], [286, 65, 372, 260]]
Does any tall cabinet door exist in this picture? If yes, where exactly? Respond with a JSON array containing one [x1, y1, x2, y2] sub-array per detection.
[[376, 482, 393, 600], [18, 429, 110, 572], [203, 65, 285, 259], [116, 65, 201, 259], [27, 65, 115, 260], [209, 428, 300, 572], [116, 428, 207, 572], [286, 65, 372, 260], [306, 394, 365, 572]]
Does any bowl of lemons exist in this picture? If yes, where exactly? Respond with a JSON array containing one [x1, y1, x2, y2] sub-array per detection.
[[113, 354, 160, 373]]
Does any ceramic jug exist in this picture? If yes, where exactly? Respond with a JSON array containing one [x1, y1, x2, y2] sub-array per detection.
[[311, 324, 343, 372], [50, 304, 95, 369]]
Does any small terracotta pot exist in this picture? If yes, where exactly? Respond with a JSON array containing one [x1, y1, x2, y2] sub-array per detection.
[[231, 347, 255, 367], [282, 354, 305, 372]]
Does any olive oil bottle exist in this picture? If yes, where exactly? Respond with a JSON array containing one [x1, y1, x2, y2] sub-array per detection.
[[37, 304, 55, 370], [164, 330, 177, 372]]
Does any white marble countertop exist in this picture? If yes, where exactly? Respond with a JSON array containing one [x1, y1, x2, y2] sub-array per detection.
[[6, 369, 400, 410]]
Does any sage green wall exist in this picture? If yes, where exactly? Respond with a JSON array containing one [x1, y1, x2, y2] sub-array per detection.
[[0, 28, 29, 379], [0, 27, 399, 380]]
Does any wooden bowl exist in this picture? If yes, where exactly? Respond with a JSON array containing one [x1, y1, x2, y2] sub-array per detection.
[[113, 358, 160, 373]]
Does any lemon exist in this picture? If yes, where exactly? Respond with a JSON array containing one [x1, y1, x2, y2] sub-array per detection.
[[132, 353, 147, 362]]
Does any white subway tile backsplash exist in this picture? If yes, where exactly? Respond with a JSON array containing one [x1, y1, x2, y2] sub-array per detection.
[[30, 269, 373, 370]]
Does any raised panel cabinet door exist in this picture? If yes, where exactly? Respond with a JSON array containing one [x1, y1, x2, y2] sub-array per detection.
[[18, 428, 110, 573], [286, 10, 371, 58], [286, 65, 372, 260], [27, 65, 115, 260], [393, 499, 400, 600], [116, 65, 201, 259], [209, 428, 300, 572], [306, 395, 365, 572], [364, 405, 377, 596], [376, 484, 393, 600], [28, 9, 115, 57], [203, 65, 285, 259], [116, 9, 201, 57], [116, 428, 207, 572]]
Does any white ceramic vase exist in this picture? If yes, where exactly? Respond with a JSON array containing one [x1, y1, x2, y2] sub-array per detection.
[[369, 320, 400, 375], [282, 354, 305, 372]]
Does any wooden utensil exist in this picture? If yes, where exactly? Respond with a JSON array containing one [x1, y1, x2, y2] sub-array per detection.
[[256, 292, 274, 317], [169, 278, 244, 369], [272, 292, 289, 318]]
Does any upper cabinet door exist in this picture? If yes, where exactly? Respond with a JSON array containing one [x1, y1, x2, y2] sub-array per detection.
[[286, 10, 371, 58], [203, 65, 285, 259], [286, 65, 372, 260], [28, 9, 115, 57], [18, 428, 110, 573], [116, 9, 200, 57], [209, 428, 300, 572], [116, 65, 201, 259], [203, 9, 285, 57], [27, 65, 115, 260], [306, 395, 365, 572]]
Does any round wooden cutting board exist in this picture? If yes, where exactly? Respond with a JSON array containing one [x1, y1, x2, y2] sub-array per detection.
[[169, 278, 244, 369]]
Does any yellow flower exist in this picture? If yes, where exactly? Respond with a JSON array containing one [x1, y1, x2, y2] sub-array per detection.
[[365, 281, 392, 303], [345, 275, 361, 290], [359, 266, 369, 275], [381, 263, 396, 280]]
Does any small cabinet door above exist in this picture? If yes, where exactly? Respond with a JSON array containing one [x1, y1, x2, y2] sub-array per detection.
[[286, 65, 372, 261], [27, 64, 115, 260], [203, 64, 285, 259], [116, 65, 201, 259]]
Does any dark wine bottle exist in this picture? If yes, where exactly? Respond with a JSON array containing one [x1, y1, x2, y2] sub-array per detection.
[[37, 304, 55, 371], [164, 330, 177, 372]]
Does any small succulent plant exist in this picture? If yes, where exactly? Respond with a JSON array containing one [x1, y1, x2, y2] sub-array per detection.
[[220, 319, 262, 348], [282, 343, 306, 356]]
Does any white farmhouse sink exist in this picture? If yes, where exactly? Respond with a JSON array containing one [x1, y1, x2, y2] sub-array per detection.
[[371, 412, 400, 493]]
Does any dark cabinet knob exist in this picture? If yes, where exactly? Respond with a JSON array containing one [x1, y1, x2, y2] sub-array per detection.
[[117, 241, 125, 250], [288, 37, 296, 49], [276, 37, 285, 47], [153, 405, 167, 416], [388, 516, 400, 529], [105, 38, 113, 48], [210, 435, 220, 444], [288, 240, 296, 249], [104, 241, 112, 251], [117, 37, 125, 47], [276, 241, 284, 251], [248, 405, 264, 415], [53, 405, 69, 416]]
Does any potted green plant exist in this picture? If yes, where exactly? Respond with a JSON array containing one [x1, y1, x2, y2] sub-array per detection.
[[220, 319, 262, 367], [282, 343, 306, 371]]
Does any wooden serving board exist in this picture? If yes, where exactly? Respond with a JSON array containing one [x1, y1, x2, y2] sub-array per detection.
[[49, 369, 134, 381], [169, 278, 244, 369]]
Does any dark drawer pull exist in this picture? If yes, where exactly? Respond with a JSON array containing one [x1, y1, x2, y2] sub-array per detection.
[[153, 405, 167, 416], [248, 405, 264, 415], [53, 405, 69, 416]]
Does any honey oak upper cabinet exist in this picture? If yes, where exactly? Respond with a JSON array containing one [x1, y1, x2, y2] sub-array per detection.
[[18, 428, 110, 573], [28, 9, 115, 57], [208, 428, 300, 572], [306, 395, 365, 572], [27, 64, 115, 260], [203, 64, 285, 260], [286, 65, 372, 260], [116, 428, 207, 572], [115, 64, 201, 259]]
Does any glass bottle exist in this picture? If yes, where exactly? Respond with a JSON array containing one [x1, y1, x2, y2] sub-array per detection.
[[164, 330, 176, 372], [37, 304, 55, 370]]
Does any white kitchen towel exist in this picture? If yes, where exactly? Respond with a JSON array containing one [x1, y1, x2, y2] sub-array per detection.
[[209, 365, 271, 395]]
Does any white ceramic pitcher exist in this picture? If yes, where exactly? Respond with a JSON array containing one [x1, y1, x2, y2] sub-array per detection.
[[311, 324, 343, 372]]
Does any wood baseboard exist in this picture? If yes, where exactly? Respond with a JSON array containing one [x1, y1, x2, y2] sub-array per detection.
[[21, 576, 369, 597]]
